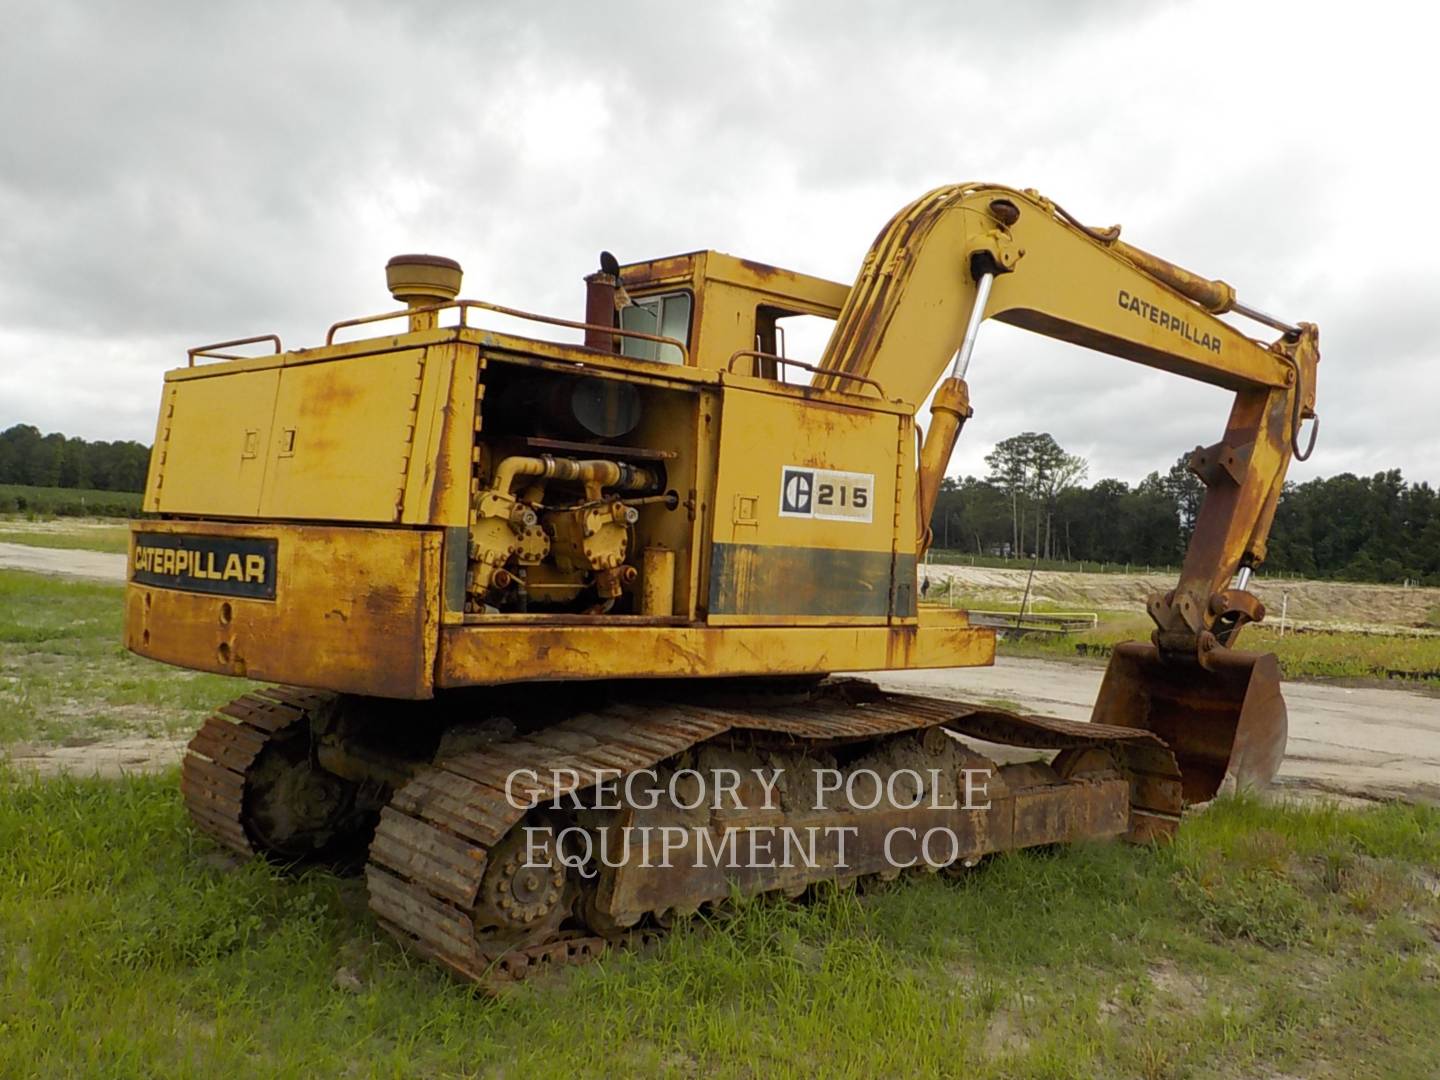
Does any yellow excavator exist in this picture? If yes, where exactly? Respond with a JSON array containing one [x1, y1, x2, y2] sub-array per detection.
[[126, 183, 1319, 985]]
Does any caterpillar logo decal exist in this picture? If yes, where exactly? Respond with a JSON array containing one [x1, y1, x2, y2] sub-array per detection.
[[778, 466, 874, 523], [131, 533, 277, 600], [1117, 288, 1222, 354]]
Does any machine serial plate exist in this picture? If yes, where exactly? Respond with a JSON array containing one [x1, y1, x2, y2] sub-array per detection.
[[131, 533, 278, 600]]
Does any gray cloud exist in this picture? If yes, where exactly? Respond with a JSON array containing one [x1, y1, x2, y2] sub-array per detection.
[[1, 0, 1436, 488]]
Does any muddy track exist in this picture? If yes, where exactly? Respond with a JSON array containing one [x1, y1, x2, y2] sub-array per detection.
[[179, 685, 1179, 989]]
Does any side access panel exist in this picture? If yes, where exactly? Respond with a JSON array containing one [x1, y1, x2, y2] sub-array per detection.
[[146, 342, 476, 526], [260, 348, 429, 522], [706, 382, 908, 624], [145, 368, 280, 516]]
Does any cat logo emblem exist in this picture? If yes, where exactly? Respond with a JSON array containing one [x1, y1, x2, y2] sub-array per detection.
[[781, 468, 814, 515]]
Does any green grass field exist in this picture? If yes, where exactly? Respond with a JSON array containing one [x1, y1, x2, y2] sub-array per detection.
[[927, 549, 1181, 576], [0, 775, 1435, 1078], [0, 570, 251, 746], [0, 483, 141, 518], [1, 571, 1438, 1076], [932, 590, 1440, 684], [997, 613, 1440, 684], [0, 518, 131, 553]]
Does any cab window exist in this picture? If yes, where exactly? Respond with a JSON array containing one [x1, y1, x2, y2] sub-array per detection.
[[620, 291, 691, 364], [755, 306, 835, 383]]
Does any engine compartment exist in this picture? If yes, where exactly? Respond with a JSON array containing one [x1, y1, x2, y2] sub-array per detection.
[[465, 360, 700, 618]]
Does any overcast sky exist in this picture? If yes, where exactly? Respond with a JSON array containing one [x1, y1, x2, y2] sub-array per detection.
[[2, 0, 1436, 486]]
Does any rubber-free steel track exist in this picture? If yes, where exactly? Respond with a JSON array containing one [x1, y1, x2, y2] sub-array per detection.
[[180, 686, 336, 855], [366, 691, 1180, 987]]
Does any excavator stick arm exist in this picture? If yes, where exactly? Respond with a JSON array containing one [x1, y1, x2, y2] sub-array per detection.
[[817, 183, 1321, 801]]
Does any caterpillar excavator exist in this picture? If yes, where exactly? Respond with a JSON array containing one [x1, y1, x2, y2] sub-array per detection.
[[126, 183, 1320, 986]]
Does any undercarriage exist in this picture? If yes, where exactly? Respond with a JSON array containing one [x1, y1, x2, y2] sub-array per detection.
[[182, 680, 1183, 989]]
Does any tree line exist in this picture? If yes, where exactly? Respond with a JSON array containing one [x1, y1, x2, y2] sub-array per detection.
[[931, 431, 1440, 586], [0, 424, 151, 493]]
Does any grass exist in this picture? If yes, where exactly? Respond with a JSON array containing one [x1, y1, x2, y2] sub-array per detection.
[[0, 570, 251, 745], [0, 775, 1436, 1078], [999, 613, 1440, 684], [0, 517, 131, 554], [0, 569, 1437, 1075], [0, 482, 141, 518], [1244, 625, 1440, 682], [937, 595, 1092, 616], [934, 582, 1440, 682]]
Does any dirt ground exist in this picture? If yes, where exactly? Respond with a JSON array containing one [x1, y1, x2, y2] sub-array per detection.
[[922, 562, 1440, 632], [0, 517, 124, 536], [4, 734, 188, 778], [9, 656, 1436, 808], [0, 540, 125, 582], [875, 657, 1440, 805]]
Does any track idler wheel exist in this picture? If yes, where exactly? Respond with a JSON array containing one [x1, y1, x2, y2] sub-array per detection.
[[472, 823, 571, 935], [181, 689, 377, 865], [245, 725, 370, 862]]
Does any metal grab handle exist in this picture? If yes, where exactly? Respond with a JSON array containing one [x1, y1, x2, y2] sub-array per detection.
[[726, 350, 887, 399], [1293, 412, 1320, 462], [188, 334, 283, 366], [325, 298, 688, 362]]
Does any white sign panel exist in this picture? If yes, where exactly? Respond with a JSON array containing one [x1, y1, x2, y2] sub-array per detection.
[[778, 466, 874, 523]]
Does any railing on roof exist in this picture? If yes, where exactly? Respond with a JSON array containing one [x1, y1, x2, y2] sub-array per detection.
[[325, 298, 688, 361], [725, 350, 887, 400], [186, 300, 688, 367]]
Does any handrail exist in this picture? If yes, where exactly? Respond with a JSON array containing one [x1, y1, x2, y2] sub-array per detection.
[[324, 298, 689, 362], [726, 350, 887, 400], [187, 334, 283, 366]]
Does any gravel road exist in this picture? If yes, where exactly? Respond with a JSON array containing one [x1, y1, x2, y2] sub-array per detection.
[[874, 658, 1440, 805], [0, 542, 127, 582]]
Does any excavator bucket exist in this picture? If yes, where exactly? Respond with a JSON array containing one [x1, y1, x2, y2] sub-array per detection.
[[1090, 641, 1287, 805]]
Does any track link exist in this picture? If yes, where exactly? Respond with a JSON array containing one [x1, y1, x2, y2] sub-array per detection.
[[180, 686, 337, 856], [366, 690, 1183, 988], [366, 705, 729, 985]]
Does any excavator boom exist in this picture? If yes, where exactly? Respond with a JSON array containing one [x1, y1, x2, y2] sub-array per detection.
[[818, 183, 1320, 798]]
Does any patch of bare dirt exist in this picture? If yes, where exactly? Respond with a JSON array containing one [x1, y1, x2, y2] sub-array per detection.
[[981, 1007, 1031, 1057], [0, 517, 125, 535], [2, 735, 186, 778], [0, 542, 125, 582], [1146, 960, 1208, 1011]]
